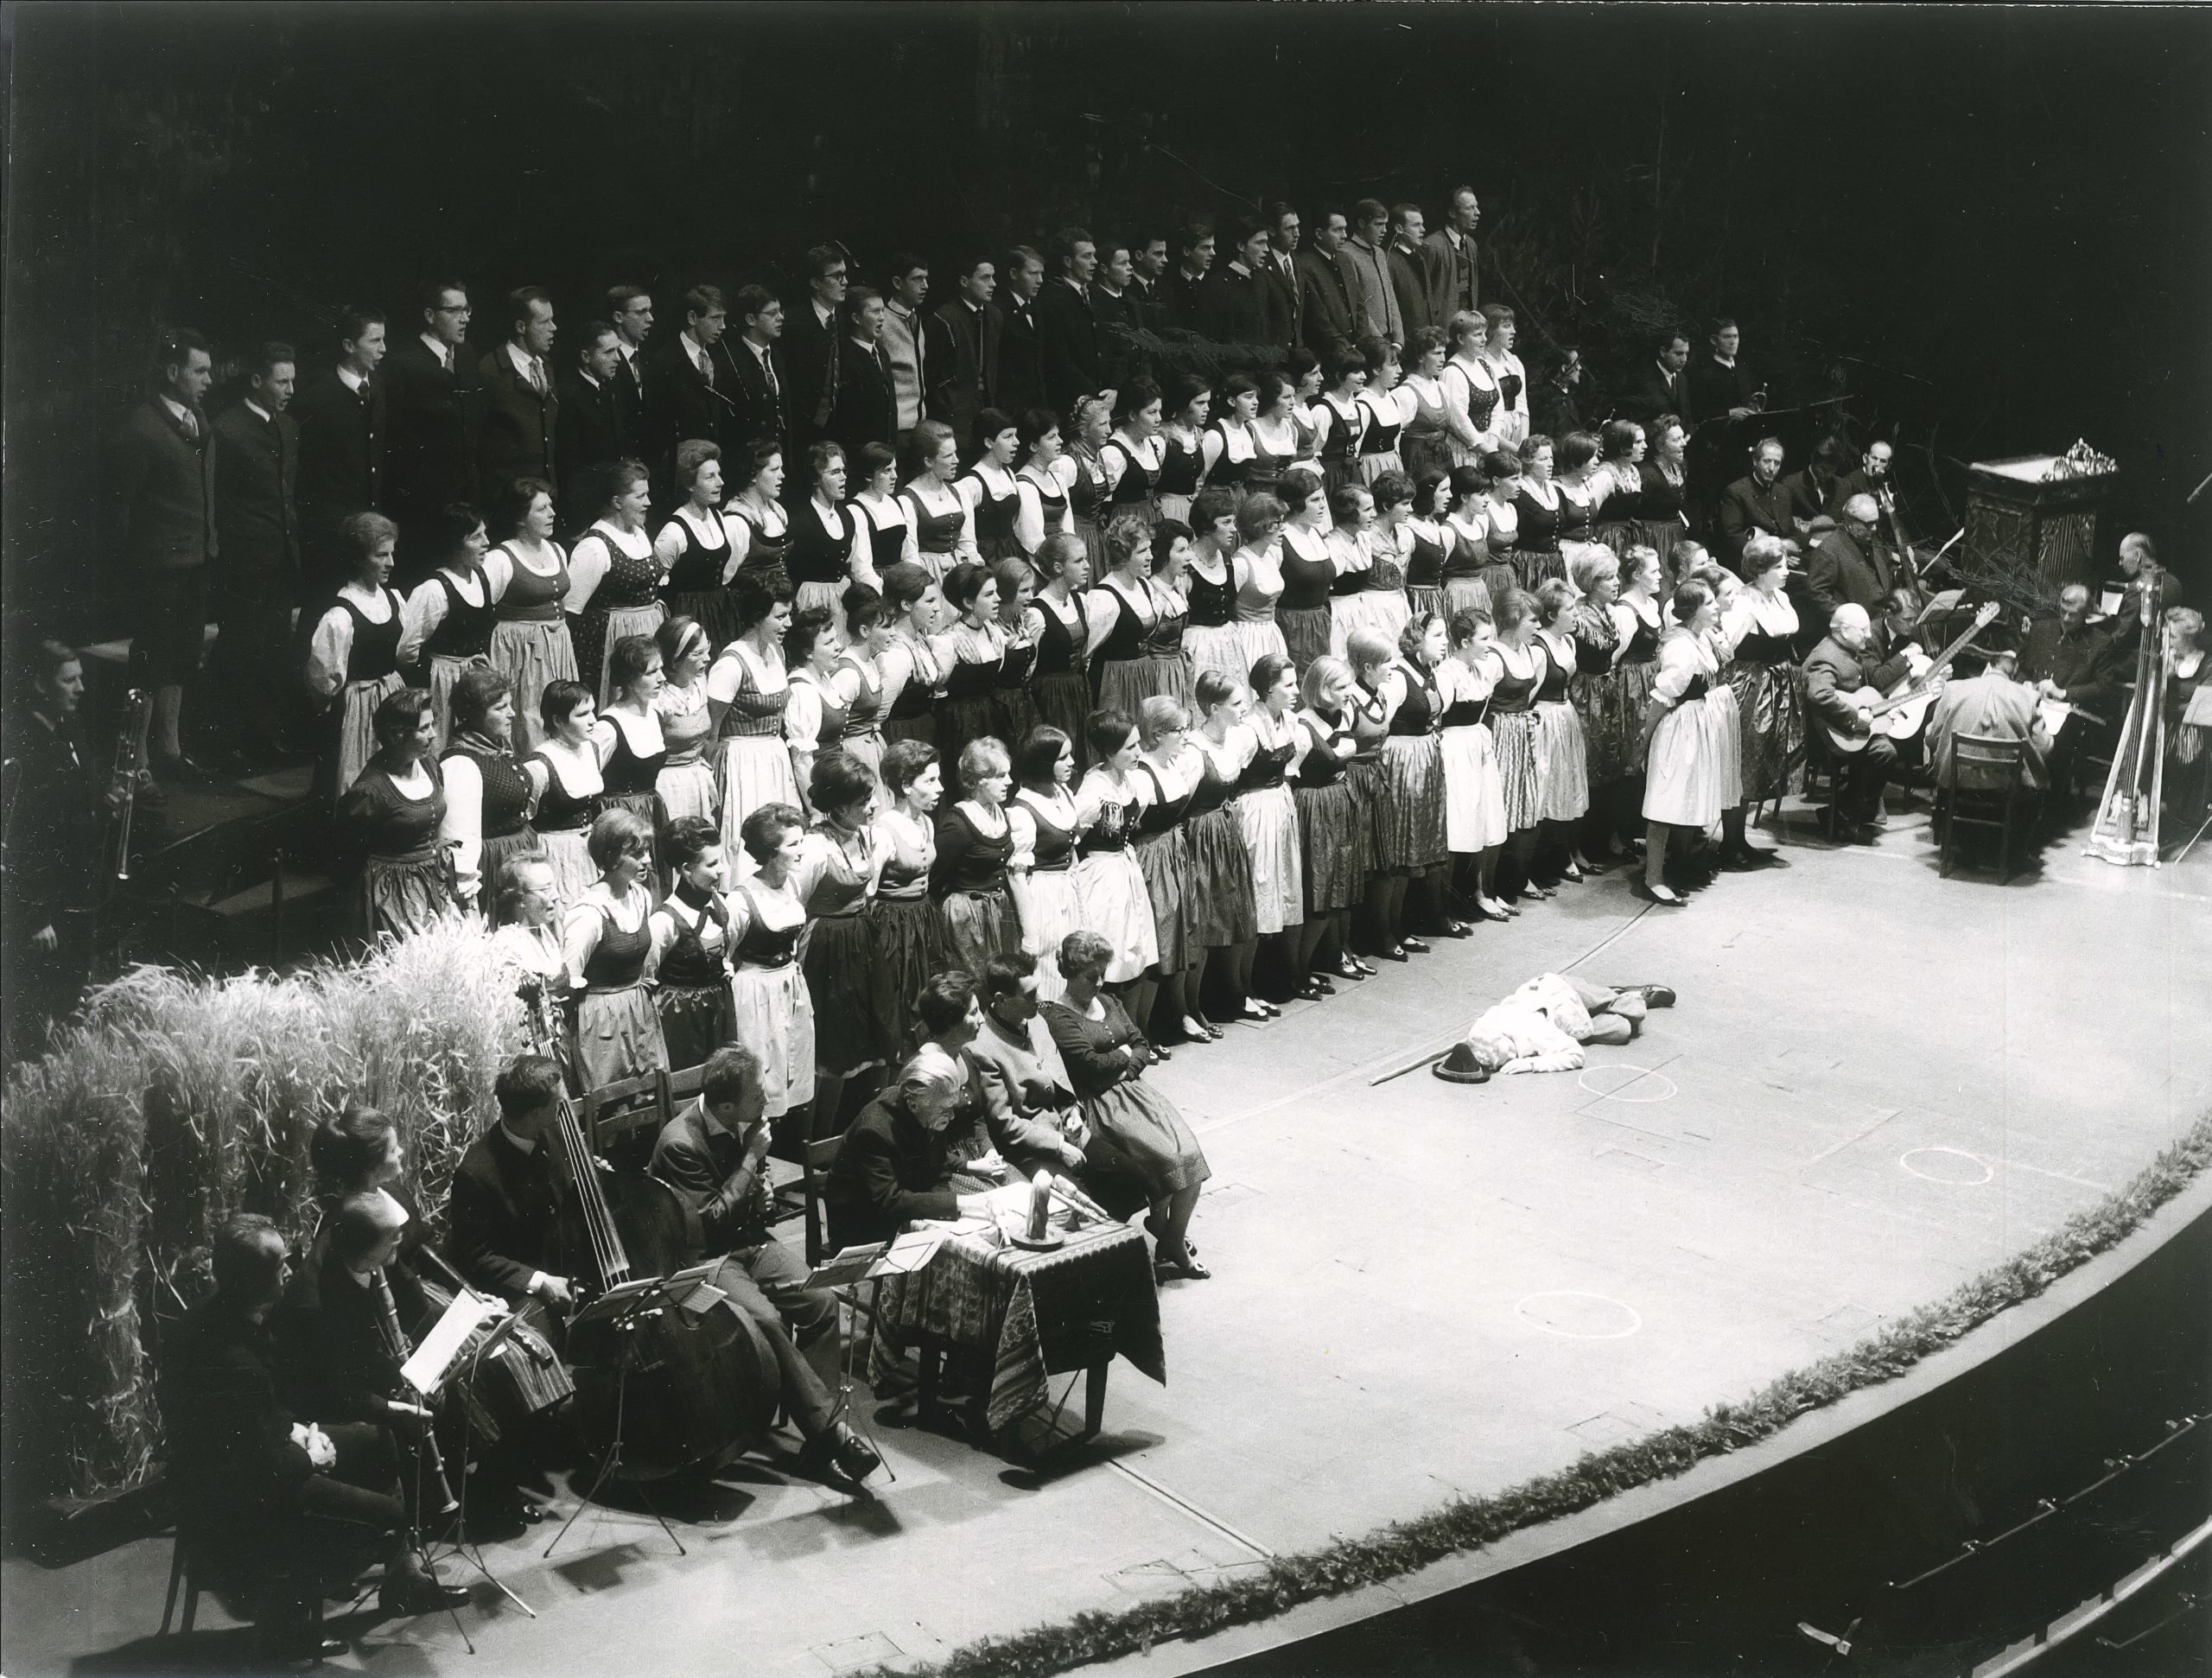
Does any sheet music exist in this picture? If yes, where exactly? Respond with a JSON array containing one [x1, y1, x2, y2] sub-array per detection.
[[399, 1292, 502, 1396]]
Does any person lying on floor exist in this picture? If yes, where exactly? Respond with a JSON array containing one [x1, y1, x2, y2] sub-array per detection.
[[1435, 974, 1675, 1083]]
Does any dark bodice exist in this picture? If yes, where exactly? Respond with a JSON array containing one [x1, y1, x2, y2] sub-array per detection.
[[442, 740, 534, 839], [1160, 431, 1204, 496], [1034, 595, 1088, 677], [1186, 563, 1236, 629], [338, 763, 445, 855], [1017, 791, 1077, 873], [1513, 490, 1561, 552], [790, 501, 856, 586], [660, 510, 729, 595], [1637, 462, 1687, 523], [599, 715, 666, 794], [341, 589, 406, 683], [582, 905, 652, 988], [730, 882, 803, 968], [423, 569, 497, 660], [1295, 712, 1354, 787], [530, 751, 596, 831], [1134, 762, 1196, 833], [1486, 646, 1543, 714], [1620, 603, 1664, 664], [656, 892, 730, 988], [931, 804, 1014, 896], [1407, 529, 1447, 589], [1385, 663, 1440, 736]]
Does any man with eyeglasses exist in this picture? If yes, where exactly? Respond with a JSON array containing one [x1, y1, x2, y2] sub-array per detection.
[[785, 243, 850, 450], [383, 278, 480, 585]]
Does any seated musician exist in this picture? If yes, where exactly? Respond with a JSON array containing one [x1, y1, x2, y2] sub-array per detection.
[[1436, 977, 1676, 1084], [650, 1046, 880, 1483], [969, 951, 1153, 1219], [1802, 603, 1917, 840], [2020, 582, 2126, 803], [487, 856, 569, 1059], [1805, 496, 1897, 621], [914, 967, 1088, 1180], [161, 1214, 466, 1653], [824, 1046, 1001, 1252], [447, 1054, 577, 1314], [1926, 630, 2052, 792]]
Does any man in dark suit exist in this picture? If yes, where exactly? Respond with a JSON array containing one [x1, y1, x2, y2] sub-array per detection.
[[1620, 330, 1694, 426], [211, 341, 302, 766], [1258, 201, 1306, 360], [830, 287, 899, 461], [1128, 233, 1170, 327], [1802, 603, 1916, 837], [1782, 435, 1848, 537], [293, 304, 386, 598], [606, 283, 653, 450], [476, 286, 560, 507], [1037, 227, 1103, 414], [1387, 204, 1440, 339], [446, 1056, 577, 1311], [2020, 582, 2127, 804], [1092, 238, 1145, 396], [649, 1046, 876, 1481], [997, 245, 1049, 418], [1806, 494, 1897, 620], [1421, 186, 1482, 320], [1687, 316, 1760, 509], [1715, 437, 1796, 568], [1152, 222, 1214, 334], [648, 283, 742, 497], [782, 243, 850, 449], [556, 321, 626, 534], [1203, 218, 1278, 352], [1830, 438, 1901, 546], [823, 1046, 997, 1252], [381, 277, 480, 584], [1295, 209, 1360, 361], [924, 256, 1001, 452], [721, 284, 787, 459], [109, 327, 219, 781]]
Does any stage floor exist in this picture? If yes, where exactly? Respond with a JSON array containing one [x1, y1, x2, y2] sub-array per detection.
[[7, 799, 2209, 1677]]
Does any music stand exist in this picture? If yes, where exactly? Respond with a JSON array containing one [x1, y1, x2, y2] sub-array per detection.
[[416, 1313, 537, 1624], [804, 1243, 902, 1487], [542, 1270, 721, 1560]]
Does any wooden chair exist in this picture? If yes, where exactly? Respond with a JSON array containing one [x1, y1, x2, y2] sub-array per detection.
[[578, 1067, 671, 1171], [1937, 732, 2033, 883], [803, 1134, 843, 1268]]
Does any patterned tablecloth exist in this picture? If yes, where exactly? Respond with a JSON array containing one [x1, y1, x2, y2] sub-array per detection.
[[871, 1213, 1164, 1432]]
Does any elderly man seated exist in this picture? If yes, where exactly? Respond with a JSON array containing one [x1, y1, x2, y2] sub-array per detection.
[[1803, 602, 1923, 839], [1435, 976, 1676, 1084], [823, 1046, 1001, 1252], [1926, 628, 2053, 792]]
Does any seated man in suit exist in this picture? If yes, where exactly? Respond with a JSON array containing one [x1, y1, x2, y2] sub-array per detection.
[[1829, 438, 1897, 537], [2020, 582, 2126, 804], [1714, 437, 1797, 569], [1781, 435, 1847, 535], [1805, 495, 1897, 620], [444, 1054, 578, 1314], [651, 1046, 876, 1483], [1803, 603, 1918, 840], [823, 1046, 1000, 1252], [161, 1213, 462, 1652], [1926, 629, 2052, 792]]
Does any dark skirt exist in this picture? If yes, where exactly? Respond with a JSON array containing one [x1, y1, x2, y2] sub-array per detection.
[[1134, 827, 1194, 973], [656, 982, 736, 1073], [1033, 671, 1091, 772], [1510, 549, 1567, 594], [1096, 654, 1195, 721], [1570, 667, 1643, 789], [668, 588, 744, 656], [1592, 520, 1638, 558], [991, 685, 1044, 759], [880, 712, 937, 751], [941, 887, 1020, 980], [1279, 605, 1334, 676], [1181, 806, 1258, 948], [868, 893, 948, 1065], [1072, 513, 1108, 574], [1729, 660, 1805, 804], [349, 847, 454, 944], [1295, 781, 1369, 914], [1370, 734, 1450, 870], [934, 695, 1001, 791], [476, 829, 543, 927], [801, 911, 880, 1075], [1082, 1079, 1211, 1198]]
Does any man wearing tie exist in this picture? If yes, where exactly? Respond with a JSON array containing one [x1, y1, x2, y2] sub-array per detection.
[[294, 304, 387, 597], [1295, 209, 1360, 361], [382, 277, 480, 584], [556, 321, 628, 534], [1421, 186, 1482, 320], [924, 256, 1001, 454], [109, 327, 220, 783], [725, 285, 789, 461], [1037, 227, 1103, 413], [831, 287, 898, 459], [212, 341, 302, 766], [1260, 200, 1306, 359], [1386, 204, 1439, 338], [1128, 234, 1170, 326], [880, 254, 931, 445], [650, 283, 741, 491], [606, 283, 653, 447], [784, 245, 850, 450], [1622, 331, 1693, 427], [476, 286, 560, 506], [997, 244, 1048, 417]]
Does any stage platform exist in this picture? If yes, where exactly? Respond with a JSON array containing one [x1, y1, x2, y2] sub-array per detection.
[[5, 798, 2207, 1677]]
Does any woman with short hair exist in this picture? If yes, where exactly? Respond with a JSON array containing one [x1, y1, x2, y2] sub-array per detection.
[[875, 562, 949, 751], [1085, 514, 1195, 716], [1439, 609, 1511, 920], [723, 439, 795, 595], [1719, 536, 1800, 861], [438, 664, 545, 922], [1064, 393, 1117, 573], [1636, 580, 1741, 906], [563, 805, 670, 1091], [1484, 588, 1552, 904], [309, 511, 421, 798], [1100, 379, 1167, 529], [1637, 416, 1691, 584], [851, 441, 921, 578], [1291, 656, 1371, 988], [781, 605, 848, 813], [1013, 410, 1077, 563], [1070, 709, 1161, 1027], [592, 633, 669, 873], [1532, 579, 1599, 880], [652, 615, 718, 829], [1311, 347, 1370, 499], [989, 556, 1044, 752], [1158, 375, 1211, 524], [334, 687, 455, 943], [933, 562, 1009, 779], [1275, 469, 1338, 675], [1246, 372, 1302, 503], [1594, 421, 1646, 558], [1009, 725, 1086, 1005], [1181, 486, 1248, 688], [725, 804, 817, 1122], [1027, 534, 1093, 770], [1510, 434, 1567, 593], [1398, 326, 1456, 483], [795, 752, 892, 1135], [868, 740, 950, 1065], [791, 442, 874, 641], [482, 479, 578, 755], [957, 410, 1026, 563], [566, 459, 666, 705], [827, 585, 892, 782], [705, 571, 803, 866], [401, 501, 496, 753], [649, 816, 738, 1074], [1132, 696, 1213, 1046], [655, 439, 740, 651], [1355, 336, 1412, 486], [527, 678, 605, 908], [1440, 310, 1503, 468], [1199, 375, 1262, 507]]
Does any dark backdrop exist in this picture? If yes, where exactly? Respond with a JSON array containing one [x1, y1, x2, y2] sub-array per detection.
[[6, 2, 2209, 637]]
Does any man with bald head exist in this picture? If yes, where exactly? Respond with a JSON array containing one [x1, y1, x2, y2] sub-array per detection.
[[1806, 493, 1897, 620], [823, 1046, 1002, 1251], [2020, 582, 2125, 805], [1803, 603, 1916, 837]]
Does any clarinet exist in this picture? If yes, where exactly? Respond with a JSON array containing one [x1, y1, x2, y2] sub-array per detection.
[[372, 1267, 461, 1521]]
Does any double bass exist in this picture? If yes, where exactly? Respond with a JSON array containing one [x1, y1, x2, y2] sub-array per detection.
[[544, 1093, 781, 1482]]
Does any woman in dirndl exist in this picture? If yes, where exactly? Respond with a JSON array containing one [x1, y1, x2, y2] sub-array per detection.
[[527, 679, 605, 910], [851, 442, 921, 578], [1199, 376, 1262, 509], [1009, 725, 1087, 1005], [1070, 709, 1161, 1025], [791, 442, 873, 640], [1605, 545, 1669, 849], [1181, 675, 1265, 1025], [1180, 486, 1248, 687], [1013, 410, 1077, 566], [905, 420, 979, 581], [1438, 607, 1512, 920], [827, 584, 891, 783], [931, 735, 1024, 980], [796, 752, 892, 1139], [1719, 535, 1800, 865], [1355, 337, 1412, 486], [706, 571, 802, 867], [1402, 469, 1452, 621], [483, 479, 577, 754], [1563, 548, 1634, 864], [1027, 534, 1092, 772], [1226, 493, 1293, 683], [1594, 421, 1646, 559], [1637, 416, 1692, 586], [989, 556, 1044, 752], [438, 664, 544, 924], [1511, 435, 1568, 594], [1358, 470, 1418, 647], [723, 439, 796, 598], [1484, 588, 1553, 906], [1131, 696, 1210, 1048], [1532, 580, 1599, 880], [1064, 394, 1116, 574], [649, 815, 738, 1075], [562, 807, 670, 1094], [932, 563, 1009, 779], [1248, 371, 1303, 502], [1312, 348, 1370, 499], [958, 411, 1026, 564], [1292, 656, 1373, 989], [1275, 469, 1338, 675], [725, 804, 817, 1123], [781, 604, 849, 817], [868, 739, 951, 1067], [1193, 668, 1295, 1020], [1100, 380, 1166, 531], [590, 634, 669, 878], [1156, 377, 1210, 525], [876, 562, 948, 751], [308, 512, 416, 802], [1636, 579, 1744, 906], [1233, 652, 1312, 995], [1086, 513, 1194, 718], [1398, 327, 1457, 484], [401, 502, 495, 753], [654, 440, 741, 653], [1045, 931, 1213, 1282], [1441, 310, 1505, 469], [567, 461, 665, 706], [1325, 480, 1394, 664], [334, 687, 455, 944], [652, 616, 719, 831], [1349, 616, 1460, 963]]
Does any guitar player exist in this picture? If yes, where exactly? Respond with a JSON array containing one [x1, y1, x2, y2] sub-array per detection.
[[1802, 602, 1925, 841]]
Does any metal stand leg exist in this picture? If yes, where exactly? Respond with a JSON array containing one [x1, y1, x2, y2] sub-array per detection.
[[543, 1331, 686, 1560]]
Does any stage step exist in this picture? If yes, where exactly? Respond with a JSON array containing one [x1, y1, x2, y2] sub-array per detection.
[[207, 873, 334, 918]]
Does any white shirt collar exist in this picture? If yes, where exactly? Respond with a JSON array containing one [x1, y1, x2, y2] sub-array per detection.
[[498, 1122, 538, 1154], [812, 299, 835, 328], [420, 331, 454, 369], [684, 332, 711, 372], [160, 395, 194, 425], [335, 364, 366, 394], [245, 398, 272, 423], [505, 340, 540, 379], [616, 339, 640, 362]]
